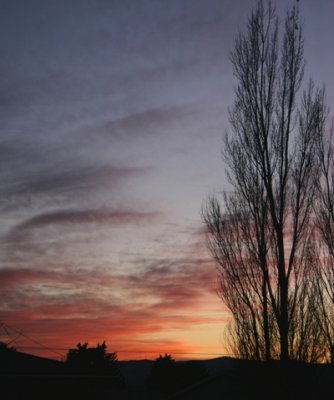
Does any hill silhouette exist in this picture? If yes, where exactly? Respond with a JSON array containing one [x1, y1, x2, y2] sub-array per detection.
[[2, 348, 334, 399]]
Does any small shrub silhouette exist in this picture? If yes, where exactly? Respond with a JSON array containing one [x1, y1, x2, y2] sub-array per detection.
[[147, 354, 177, 393], [147, 354, 208, 393]]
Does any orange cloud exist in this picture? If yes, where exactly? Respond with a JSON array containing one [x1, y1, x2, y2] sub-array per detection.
[[1, 253, 226, 361]]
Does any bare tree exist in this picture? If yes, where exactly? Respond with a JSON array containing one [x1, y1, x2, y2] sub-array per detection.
[[203, 1, 327, 362], [288, 241, 327, 363], [315, 123, 334, 363]]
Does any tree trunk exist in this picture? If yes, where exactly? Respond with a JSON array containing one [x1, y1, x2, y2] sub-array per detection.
[[262, 277, 271, 362]]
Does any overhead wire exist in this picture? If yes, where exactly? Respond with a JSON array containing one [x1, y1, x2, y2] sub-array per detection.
[[0, 322, 64, 358], [1, 321, 235, 359]]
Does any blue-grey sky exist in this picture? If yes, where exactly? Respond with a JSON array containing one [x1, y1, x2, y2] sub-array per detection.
[[1, 0, 333, 359]]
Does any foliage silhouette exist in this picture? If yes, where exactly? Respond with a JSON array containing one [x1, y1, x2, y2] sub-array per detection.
[[147, 354, 209, 394], [147, 354, 177, 393], [66, 341, 118, 372], [65, 341, 125, 392]]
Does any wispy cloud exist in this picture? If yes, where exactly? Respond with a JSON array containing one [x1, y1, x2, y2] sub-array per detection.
[[0, 163, 153, 211], [101, 104, 195, 139], [3, 208, 162, 255], [12, 208, 161, 230], [0, 227, 227, 359], [16, 165, 151, 196], [0, 0, 244, 361]]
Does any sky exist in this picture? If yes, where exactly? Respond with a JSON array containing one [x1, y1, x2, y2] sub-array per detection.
[[0, 0, 334, 361]]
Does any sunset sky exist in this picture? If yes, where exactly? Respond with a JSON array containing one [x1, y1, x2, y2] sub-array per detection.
[[1, 0, 334, 361]]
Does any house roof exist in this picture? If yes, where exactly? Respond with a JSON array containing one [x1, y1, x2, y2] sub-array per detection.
[[0, 348, 64, 375]]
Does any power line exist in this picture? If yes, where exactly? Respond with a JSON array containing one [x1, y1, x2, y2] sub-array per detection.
[[9, 345, 233, 358], [1, 321, 235, 359], [0, 322, 64, 358]]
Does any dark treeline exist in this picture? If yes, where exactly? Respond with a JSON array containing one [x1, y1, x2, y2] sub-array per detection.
[[0, 341, 125, 399], [2, 341, 334, 399], [0, 343, 211, 399]]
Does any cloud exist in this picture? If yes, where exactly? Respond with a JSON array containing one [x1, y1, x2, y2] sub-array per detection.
[[4, 208, 162, 250], [0, 0, 229, 360], [101, 104, 195, 139], [14, 208, 160, 229], [1, 304, 225, 360], [0, 163, 152, 211], [128, 258, 217, 309], [0, 253, 217, 310], [0, 268, 58, 288], [1, 253, 218, 315], [1, 313, 223, 360], [18, 165, 150, 195], [0, 267, 113, 291], [0, 250, 225, 360]]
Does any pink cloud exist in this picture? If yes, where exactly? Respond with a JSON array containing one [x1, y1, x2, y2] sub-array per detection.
[[0, 250, 224, 360]]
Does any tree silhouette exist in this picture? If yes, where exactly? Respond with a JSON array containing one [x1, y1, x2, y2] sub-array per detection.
[[66, 341, 119, 374], [65, 342, 124, 396], [147, 354, 209, 393], [147, 354, 177, 393], [314, 123, 334, 363], [203, 1, 327, 362]]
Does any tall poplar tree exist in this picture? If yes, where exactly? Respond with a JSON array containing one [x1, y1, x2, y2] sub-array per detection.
[[204, 1, 327, 362]]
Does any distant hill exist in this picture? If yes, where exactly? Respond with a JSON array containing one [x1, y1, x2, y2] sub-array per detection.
[[4, 350, 332, 400], [0, 347, 64, 375], [119, 359, 154, 389], [0, 348, 124, 399], [200, 356, 240, 375], [118, 356, 239, 390]]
